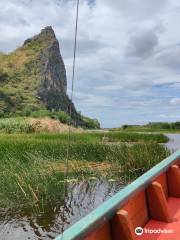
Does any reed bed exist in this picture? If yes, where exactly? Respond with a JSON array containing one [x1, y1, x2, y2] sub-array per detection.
[[103, 131, 168, 143], [0, 133, 170, 210]]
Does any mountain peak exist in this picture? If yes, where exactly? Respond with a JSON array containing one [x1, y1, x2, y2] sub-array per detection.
[[24, 26, 56, 46], [40, 26, 56, 39]]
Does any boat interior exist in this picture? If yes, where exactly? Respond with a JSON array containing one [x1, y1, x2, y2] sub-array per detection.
[[56, 152, 180, 240], [86, 161, 180, 240]]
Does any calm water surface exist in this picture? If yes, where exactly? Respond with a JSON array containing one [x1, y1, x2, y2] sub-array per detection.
[[0, 180, 124, 239], [165, 134, 180, 152]]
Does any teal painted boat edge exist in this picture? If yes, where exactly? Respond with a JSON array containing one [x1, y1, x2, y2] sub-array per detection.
[[55, 149, 180, 240]]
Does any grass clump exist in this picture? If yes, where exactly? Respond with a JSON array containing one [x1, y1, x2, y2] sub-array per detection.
[[102, 131, 169, 143], [0, 153, 64, 209], [0, 117, 35, 133], [80, 115, 100, 129], [109, 143, 170, 181]]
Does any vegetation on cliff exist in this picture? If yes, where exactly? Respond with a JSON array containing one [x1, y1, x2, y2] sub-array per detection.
[[0, 26, 100, 128]]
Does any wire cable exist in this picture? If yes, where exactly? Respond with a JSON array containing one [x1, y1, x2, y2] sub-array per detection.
[[61, 0, 80, 238]]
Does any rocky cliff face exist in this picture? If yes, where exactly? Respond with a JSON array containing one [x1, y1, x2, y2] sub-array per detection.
[[0, 26, 77, 119], [25, 26, 76, 115], [0, 26, 100, 128], [25, 26, 67, 93]]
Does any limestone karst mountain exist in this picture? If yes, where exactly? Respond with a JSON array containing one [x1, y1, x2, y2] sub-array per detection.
[[0, 26, 100, 128]]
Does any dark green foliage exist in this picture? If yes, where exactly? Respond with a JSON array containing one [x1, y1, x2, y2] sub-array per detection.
[[80, 115, 100, 129], [0, 91, 15, 113], [148, 122, 171, 129], [0, 70, 8, 83], [53, 111, 71, 124], [120, 122, 180, 132], [122, 125, 128, 130], [30, 110, 51, 118], [148, 122, 180, 130]]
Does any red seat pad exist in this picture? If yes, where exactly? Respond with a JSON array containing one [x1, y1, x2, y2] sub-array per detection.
[[135, 197, 180, 240]]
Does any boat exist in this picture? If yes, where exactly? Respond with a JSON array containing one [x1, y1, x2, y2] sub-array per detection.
[[55, 149, 180, 240]]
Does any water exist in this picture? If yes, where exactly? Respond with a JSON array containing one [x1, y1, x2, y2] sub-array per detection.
[[1, 133, 180, 239], [0, 180, 124, 239], [165, 134, 180, 152]]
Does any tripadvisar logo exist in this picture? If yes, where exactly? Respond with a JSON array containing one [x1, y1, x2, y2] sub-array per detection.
[[135, 227, 143, 236]]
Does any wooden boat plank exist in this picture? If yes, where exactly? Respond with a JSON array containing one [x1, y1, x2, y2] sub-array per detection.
[[111, 210, 135, 240], [154, 173, 168, 199], [167, 165, 180, 197], [85, 223, 112, 240], [147, 182, 172, 222], [122, 191, 149, 228]]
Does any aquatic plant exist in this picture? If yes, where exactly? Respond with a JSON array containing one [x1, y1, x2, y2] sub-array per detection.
[[0, 133, 170, 209]]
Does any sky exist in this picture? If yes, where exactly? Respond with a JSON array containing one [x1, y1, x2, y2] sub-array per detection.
[[0, 0, 180, 127]]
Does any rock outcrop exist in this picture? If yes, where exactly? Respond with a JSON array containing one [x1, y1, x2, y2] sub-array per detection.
[[0, 26, 77, 120], [25, 26, 77, 116], [0, 26, 100, 128]]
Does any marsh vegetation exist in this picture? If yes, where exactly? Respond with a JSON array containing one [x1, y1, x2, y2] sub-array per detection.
[[0, 132, 169, 210], [0, 119, 173, 240], [115, 122, 180, 133]]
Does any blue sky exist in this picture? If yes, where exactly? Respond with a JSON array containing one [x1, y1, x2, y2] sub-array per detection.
[[0, 0, 180, 127]]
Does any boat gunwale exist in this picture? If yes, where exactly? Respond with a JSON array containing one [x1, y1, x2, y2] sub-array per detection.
[[55, 149, 180, 240]]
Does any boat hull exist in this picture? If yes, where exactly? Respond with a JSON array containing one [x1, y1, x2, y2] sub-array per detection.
[[55, 151, 180, 240]]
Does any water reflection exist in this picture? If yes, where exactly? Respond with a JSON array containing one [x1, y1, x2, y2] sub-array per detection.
[[0, 180, 124, 239], [165, 134, 180, 152]]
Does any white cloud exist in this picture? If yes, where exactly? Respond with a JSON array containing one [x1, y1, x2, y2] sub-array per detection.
[[170, 98, 180, 105], [125, 30, 159, 58], [98, 0, 169, 20]]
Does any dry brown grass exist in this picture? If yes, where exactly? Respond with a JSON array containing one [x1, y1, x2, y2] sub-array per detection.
[[28, 117, 83, 133], [46, 161, 112, 173]]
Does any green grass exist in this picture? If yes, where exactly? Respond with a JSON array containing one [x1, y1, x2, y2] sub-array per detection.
[[113, 123, 180, 133], [0, 133, 170, 210], [0, 117, 169, 143], [127, 128, 180, 133], [93, 131, 169, 143], [0, 117, 36, 133], [0, 154, 64, 210]]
